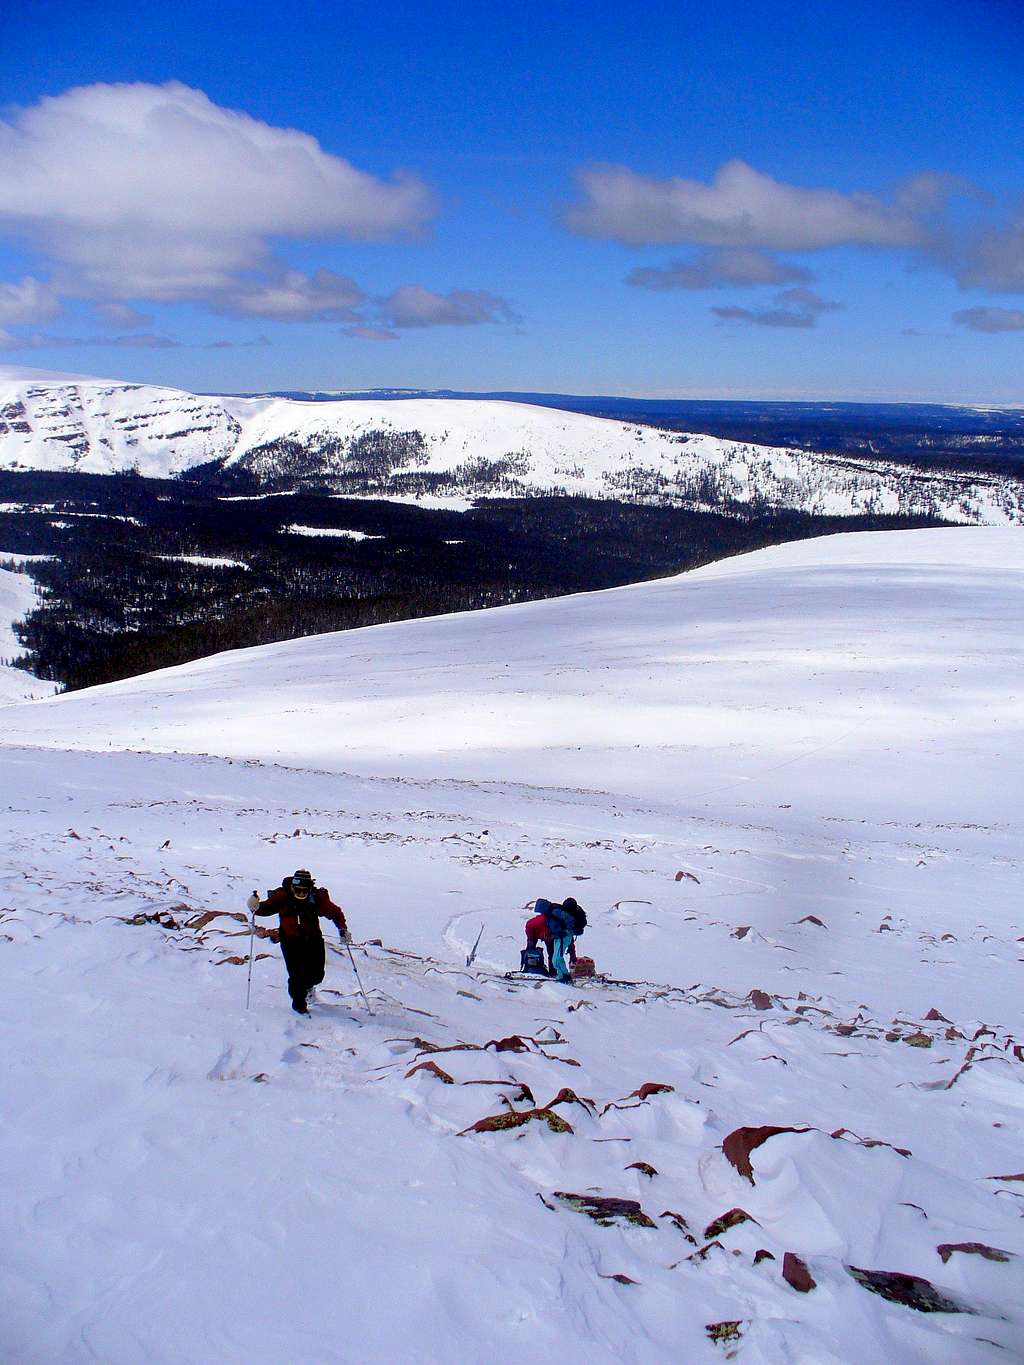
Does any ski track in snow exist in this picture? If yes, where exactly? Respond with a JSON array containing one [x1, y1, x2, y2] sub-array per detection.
[[2, 528, 1024, 1363]]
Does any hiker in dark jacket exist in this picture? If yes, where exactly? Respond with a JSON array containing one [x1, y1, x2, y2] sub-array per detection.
[[248, 869, 349, 1014], [533, 897, 586, 983]]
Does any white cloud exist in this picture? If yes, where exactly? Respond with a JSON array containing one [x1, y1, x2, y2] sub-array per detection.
[[382, 285, 516, 328], [626, 247, 811, 290], [0, 276, 62, 325], [0, 82, 437, 303], [566, 159, 932, 249], [953, 306, 1024, 333], [220, 269, 364, 321], [956, 214, 1024, 292]]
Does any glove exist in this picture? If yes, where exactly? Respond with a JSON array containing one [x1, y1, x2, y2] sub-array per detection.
[[340, 928, 353, 944], [246, 893, 260, 912]]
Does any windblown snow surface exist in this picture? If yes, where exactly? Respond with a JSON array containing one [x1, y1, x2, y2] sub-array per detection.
[[2, 527, 1023, 1364]]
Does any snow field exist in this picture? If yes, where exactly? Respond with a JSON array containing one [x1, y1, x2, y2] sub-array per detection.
[[1, 526, 1023, 1362]]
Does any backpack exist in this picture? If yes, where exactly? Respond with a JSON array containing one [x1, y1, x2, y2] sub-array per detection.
[[567, 903, 587, 935], [520, 946, 547, 975]]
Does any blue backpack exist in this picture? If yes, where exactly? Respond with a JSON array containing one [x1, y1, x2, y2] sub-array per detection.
[[536, 897, 575, 939]]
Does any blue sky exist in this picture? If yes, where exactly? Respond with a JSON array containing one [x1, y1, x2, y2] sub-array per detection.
[[1, 0, 1022, 399]]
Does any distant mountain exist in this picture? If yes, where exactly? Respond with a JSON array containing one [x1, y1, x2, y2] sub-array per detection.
[[2, 372, 1023, 524]]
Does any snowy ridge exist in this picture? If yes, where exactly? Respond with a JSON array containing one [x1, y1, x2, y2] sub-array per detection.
[[1, 372, 1023, 523], [2, 528, 1023, 1362]]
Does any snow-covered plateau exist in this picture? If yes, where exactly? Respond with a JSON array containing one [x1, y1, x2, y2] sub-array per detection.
[[2, 367, 1023, 523], [2, 526, 1023, 1364]]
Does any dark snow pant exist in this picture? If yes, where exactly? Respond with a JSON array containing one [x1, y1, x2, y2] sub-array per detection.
[[280, 932, 326, 1011]]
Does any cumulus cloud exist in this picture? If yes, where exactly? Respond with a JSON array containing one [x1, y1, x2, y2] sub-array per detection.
[[381, 285, 516, 328], [953, 306, 1024, 333], [626, 247, 811, 291], [566, 159, 939, 249], [956, 213, 1024, 292], [0, 276, 62, 325], [713, 287, 844, 329], [0, 81, 437, 303], [219, 269, 365, 322]]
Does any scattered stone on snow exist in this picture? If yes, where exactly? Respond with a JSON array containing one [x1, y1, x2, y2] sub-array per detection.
[[659, 1210, 697, 1243], [461, 1105, 573, 1136], [705, 1320, 743, 1347], [722, 1125, 811, 1183], [599, 1272, 639, 1285], [797, 915, 826, 927], [904, 1031, 933, 1048], [846, 1265, 977, 1315], [704, 1208, 757, 1240], [625, 1161, 658, 1178], [782, 1252, 816, 1292], [753, 1249, 775, 1264], [925, 1007, 952, 1022], [405, 1060, 455, 1084], [553, 1192, 656, 1228], [937, 1242, 1014, 1264], [748, 989, 773, 1010]]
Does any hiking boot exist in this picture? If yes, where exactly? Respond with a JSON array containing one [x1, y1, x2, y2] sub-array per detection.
[[306, 988, 318, 1008], [292, 1000, 309, 1014]]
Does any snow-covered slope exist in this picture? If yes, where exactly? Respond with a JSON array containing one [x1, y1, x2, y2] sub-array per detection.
[[0, 563, 56, 701], [2, 369, 1022, 522], [2, 528, 1023, 1363]]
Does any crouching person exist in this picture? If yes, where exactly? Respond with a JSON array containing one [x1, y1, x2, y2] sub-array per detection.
[[248, 869, 350, 1014], [531, 897, 586, 983]]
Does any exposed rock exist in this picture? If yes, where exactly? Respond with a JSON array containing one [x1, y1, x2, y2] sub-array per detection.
[[705, 1320, 743, 1345], [553, 1192, 656, 1228], [753, 1249, 775, 1264], [937, 1242, 1013, 1264], [987, 1172, 1024, 1183], [722, 1125, 810, 1183], [904, 1031, 933, 1048], [600, 1272, 639, 1285], [659, 1210, 697, 1243], [625, 1161, 658, 1178], [601, 1081, 675, 1115], [404, 1060, 455, 1084], [486, 1034, 534, 1053], [797, 915, 826, 927], [748, 989, 773, 1010], [846, 1265, 976, 1314], [461, 1106, 573, 1136], [704, 1208, 756, 1240], [732, 926, 751, 940], [782, 1252, 816, 1292], [925, 1007, 952, 1022], [830, 1128, 911, 1157]]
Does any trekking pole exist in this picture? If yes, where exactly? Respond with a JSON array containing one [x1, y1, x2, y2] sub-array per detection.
[[344, 938, 374, 1016], [245, 892, 257, 1010]]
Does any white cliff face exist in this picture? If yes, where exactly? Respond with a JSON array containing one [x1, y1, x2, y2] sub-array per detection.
[[0, 379, 241, 477], [1, 369, 1022, 524]]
